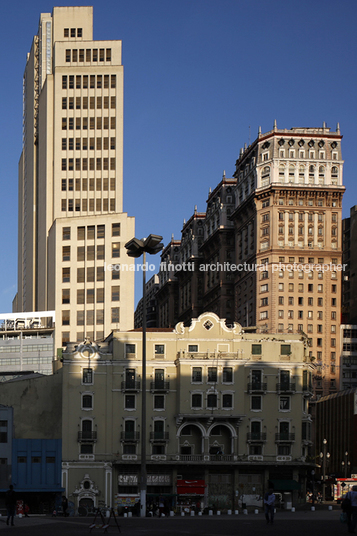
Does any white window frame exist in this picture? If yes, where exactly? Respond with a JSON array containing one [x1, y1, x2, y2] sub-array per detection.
[[153, 394, 165, 411], [221, 391, 234, 410], [191, 391, 203, 410], [81, 392, 93, 411]]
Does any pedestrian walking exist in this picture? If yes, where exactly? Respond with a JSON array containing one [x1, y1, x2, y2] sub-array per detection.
[[5, 484, 16, 526], [62, 496, 68, 517], [343, 485, 357, 534], [264, 488, 276, 525]]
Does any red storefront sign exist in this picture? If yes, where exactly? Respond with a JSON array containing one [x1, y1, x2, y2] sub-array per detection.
[[177, 479, 206, 495]]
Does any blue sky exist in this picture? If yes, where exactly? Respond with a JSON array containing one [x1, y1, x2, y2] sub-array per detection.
[[0, 0, 356, 311]]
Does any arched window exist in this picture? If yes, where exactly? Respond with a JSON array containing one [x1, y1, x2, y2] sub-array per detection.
[[308, 165, 315, 184], [299, 165, 305, 184], [261, 166, 270, 187], [331, 166, 338, 184], [288, 165, 295, 182], [319, 166, 325, 185]]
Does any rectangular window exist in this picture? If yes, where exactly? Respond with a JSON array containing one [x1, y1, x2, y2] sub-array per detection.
[[111, 286, 120, 301], [97, 267, 104, 282], [62, 268, 70, 283], [280, 396, 290, 410], [62, 245, 70, 261], [208, 367, 217, 382], [126, 344, 135, 356], [252, 344, 262, 355], [62, 311, 70, 326], [112, 223, 120, 237], [223, 367, 233, 382], [62, 289, 70, 304], [83, 368, 93, 384], [251, 396, 261, 410], [112, 307, 120, 323], [112, 243, 120, 258], [192, 367, 202, 382], [77, 268, 85, 283], [154, 395, 165, 409], [191, 393, 202, 408], [96, 288, 104, 303], [77, 310, 84, 326], [155, 344, 164, 356]]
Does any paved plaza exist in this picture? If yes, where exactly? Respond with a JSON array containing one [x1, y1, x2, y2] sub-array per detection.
[[0, 508, 348, 536]]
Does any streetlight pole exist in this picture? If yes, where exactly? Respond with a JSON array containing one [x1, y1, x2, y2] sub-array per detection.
[[342, 451, 350, 479], [125, 235, 163, 518], [321, 438, 330, 502]]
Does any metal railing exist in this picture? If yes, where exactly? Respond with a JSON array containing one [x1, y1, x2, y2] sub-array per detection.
[[121, 380, 141, 391], [276, 382, 296, 392], [247, 432, 267, 442], [149, 431, 169, 442], [150, 380, 170, 392], [77, 431, 97, 442], [275, 433, 295, 442], [247, 382, 267, 393], [120, 431, 140, 442]]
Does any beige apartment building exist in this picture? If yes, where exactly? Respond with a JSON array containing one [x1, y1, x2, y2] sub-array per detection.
[[13, 6, 135, 350], [59, 312, 313, 511]]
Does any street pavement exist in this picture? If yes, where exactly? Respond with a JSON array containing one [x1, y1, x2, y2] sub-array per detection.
[[0, 508, 348, 536]]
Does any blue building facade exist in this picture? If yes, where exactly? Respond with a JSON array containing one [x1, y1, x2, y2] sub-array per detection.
[[10, 439, 63, 512], [12, 438, 62, 491]]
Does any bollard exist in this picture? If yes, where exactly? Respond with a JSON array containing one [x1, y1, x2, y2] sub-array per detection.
[[162, 514, 165, 517], [328, 506, 333, 511], [291, 507, 295, 512], [254, 509, 259, 514], [234, 510, 239, 515], [209, 510, 213, 516], [181, 512, 185, 516], [311, 506, 315, 511], [190, 511, 195, 516], [217, 511, 221, 516], [243, 509, 248, 515], [228, 510, 232, 515], [124, 513, 127, 518], [170, 511, 174, 517], [128, 512, 132, 518], [198, 511, 202, 516]]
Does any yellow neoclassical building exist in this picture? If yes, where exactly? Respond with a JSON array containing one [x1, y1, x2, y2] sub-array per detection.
[[60, 312, 314, 512]]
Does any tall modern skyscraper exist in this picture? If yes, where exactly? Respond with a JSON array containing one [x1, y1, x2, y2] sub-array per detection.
[[13, 6, 135, 350]]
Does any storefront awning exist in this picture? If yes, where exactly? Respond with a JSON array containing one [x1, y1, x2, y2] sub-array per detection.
[[177, 479, 206, 495], [270, 479, 300, 491]]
